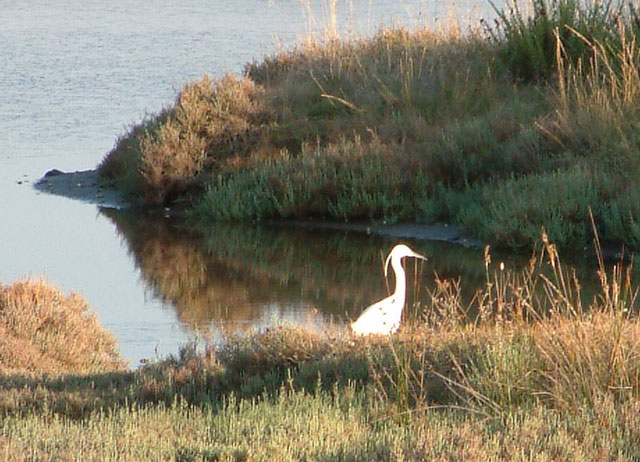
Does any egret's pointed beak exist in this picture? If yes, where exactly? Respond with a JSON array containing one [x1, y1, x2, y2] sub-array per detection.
[[384, 248, 428, 278], [411, 250, 428, 262]]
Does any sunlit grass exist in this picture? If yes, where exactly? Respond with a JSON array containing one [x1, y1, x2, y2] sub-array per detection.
[[98, 0, 640, 250], [0, 279, 126, 376], [2, 236, 640, 459]]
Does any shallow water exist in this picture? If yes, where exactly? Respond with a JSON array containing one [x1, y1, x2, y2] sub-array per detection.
[[0, 0, 573, 367]]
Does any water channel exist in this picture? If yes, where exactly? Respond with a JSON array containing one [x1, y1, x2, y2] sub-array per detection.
[[0, 0, 610, 367]]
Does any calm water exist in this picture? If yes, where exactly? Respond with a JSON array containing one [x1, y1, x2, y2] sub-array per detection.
[[0, 0, 541, 367]]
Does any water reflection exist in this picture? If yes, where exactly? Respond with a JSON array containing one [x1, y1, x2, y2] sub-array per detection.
[[101, 208, 618, 335], [102, 209, 475, 331]]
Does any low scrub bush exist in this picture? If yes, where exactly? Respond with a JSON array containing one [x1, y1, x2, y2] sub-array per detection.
[[100, 74, 273, 204], [196, 137, 431, 222], [0, 279, 126, 375]]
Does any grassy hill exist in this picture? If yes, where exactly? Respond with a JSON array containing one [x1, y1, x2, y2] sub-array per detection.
[[99, 0, 640, 250]]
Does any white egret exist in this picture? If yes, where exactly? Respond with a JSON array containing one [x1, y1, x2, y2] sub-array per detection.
[[351, 244, 428, 335]]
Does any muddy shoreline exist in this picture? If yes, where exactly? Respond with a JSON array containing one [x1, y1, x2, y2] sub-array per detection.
[[286, 220, 482, 247], [35, 169, 127, 209], [34, 168, 481, 246]]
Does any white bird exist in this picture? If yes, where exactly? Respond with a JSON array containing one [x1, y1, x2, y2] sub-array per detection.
[[351, 244, 428, 335]]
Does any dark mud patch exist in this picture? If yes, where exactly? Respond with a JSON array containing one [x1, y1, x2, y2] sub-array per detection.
[[35, 169, 129, 209]]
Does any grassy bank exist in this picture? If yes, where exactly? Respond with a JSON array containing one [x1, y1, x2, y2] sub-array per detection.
[[99, 0, 640, 250], [2, 242, 640, 460]]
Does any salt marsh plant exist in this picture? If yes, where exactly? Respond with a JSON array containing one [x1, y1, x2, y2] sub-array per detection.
[[99, 0, 640, 251], [3, 240, 640, 459], [0, 279, 125, 375], [100, 75, 273, 204]]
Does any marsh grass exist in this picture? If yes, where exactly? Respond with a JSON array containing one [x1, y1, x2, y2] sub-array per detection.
[[373, 234, 640, 420], [485, 0, 629, 81], [98, 0, 640, 250], [3, 239, 640, 459], [0, 279, 125, 376]]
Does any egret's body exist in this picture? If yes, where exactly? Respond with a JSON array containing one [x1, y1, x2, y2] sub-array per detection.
[[351, 244, 427, 335]]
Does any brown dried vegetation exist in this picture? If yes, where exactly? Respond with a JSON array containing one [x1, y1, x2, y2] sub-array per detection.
[[137, 74, 273, 204], [0, 279, 126, 375]]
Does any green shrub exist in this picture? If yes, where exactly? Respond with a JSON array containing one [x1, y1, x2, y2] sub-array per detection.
[[196, 138, 431, 222], [486, 0, 625, 81]]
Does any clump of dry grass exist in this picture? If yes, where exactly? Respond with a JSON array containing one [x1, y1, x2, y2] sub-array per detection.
[[539, 22, 640, 163], [99, 74, 273, 205], [0, 279, 126, 375]]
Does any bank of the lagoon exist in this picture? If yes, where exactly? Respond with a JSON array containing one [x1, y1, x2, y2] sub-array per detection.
[[5, 0, 516, 367], [2, 241, 640, 460], [100, 0, 640, 252], [6, 0, 640, 457]]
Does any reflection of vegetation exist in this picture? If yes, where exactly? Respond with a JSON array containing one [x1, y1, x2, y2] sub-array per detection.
[[199, 223, 509, 317], [101, 208, 616, 336], [201, 223, 393, 313], [101, 209, 496, 331], [101, 209, 289, 329]]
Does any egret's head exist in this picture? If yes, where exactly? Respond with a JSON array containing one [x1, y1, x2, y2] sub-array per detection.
[[384, 244, 428, 277]]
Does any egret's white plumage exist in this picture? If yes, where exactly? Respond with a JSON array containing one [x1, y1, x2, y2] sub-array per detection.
[[351, 244, 427, 335]]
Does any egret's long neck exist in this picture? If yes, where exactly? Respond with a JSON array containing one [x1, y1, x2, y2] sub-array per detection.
[[390, 257, 406, 304]]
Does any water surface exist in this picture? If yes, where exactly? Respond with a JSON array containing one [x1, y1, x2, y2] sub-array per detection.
[[1, 0, 532, 366]]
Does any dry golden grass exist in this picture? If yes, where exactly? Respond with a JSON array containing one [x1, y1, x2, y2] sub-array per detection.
[[0, 279, 126, 375], [2, 239, 640, 459], [138, 74, 272, 204]]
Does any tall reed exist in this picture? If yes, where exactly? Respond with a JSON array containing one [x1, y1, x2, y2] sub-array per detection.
[[369, 233, 640, 420]]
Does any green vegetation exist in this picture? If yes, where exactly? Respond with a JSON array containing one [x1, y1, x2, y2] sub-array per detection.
[[2, 240, 640, 460], [99, 0, 640, 250]]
